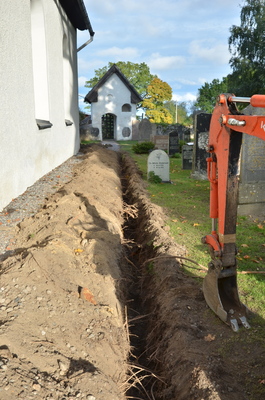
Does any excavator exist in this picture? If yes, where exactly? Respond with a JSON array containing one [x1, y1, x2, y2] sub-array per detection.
[[202, 93, 265, 332]]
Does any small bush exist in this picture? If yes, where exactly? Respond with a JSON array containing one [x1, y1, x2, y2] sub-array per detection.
[[148, 171, 162, 183], [171, 152, 181, 159], [132, 141, 155, 154]]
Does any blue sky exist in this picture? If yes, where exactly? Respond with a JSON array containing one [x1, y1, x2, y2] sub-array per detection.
[[77, 0, 243, 112]]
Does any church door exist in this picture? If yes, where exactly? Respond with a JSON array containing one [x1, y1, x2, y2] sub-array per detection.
[[102, 113, 116, 139]]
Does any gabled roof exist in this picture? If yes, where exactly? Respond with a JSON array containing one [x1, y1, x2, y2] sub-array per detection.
[[59, 0, 94, 35], [84, 64, 142, 104]]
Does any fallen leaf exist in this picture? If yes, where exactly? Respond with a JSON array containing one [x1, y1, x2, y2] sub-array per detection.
[[252, 260, 260, 264], [204, 334, 215, 342], [193, 223, 200, 227], [171, 219, 178, 222], [79, 287, 97, 305], [74, 248, 84, 254], [243, 255, 250, 259], [257, 224, 263, 229], [241, 244, 249, 248]]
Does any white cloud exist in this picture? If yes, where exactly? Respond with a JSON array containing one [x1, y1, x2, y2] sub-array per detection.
[[173, 92, 197, 102], [148, 53, 186, 71], [189, 40, 230, 65], [176, 78, 197, 86], [97, 46, 141, 60]]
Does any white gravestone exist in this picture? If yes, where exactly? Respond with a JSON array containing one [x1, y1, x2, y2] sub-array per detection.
[[148, 149, 170, 182]]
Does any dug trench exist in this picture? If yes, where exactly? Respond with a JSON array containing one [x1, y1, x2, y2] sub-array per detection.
[[0, 144, 265, 400]]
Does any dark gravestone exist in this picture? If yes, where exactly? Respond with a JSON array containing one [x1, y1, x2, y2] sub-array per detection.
[[169, 130, 179, 156], [176, 125, 191, 142], [182, 144, 193, 170], [132, 120, 140, 140], [238, 105, 265, 216], [139, 118, 152, 141], [192, 112, 211, 179]]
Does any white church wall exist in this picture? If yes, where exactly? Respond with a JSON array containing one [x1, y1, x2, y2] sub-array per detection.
[[0, 0, 80, 211]]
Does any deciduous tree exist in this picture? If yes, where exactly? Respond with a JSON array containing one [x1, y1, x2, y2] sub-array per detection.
[[195, 78, 228, 113], [228, 0, 265, 96], [141, 77, 173, 123], [85, 61, 155, 102]]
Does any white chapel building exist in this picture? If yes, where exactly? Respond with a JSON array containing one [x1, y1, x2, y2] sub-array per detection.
[[84, 65, 142, 141]]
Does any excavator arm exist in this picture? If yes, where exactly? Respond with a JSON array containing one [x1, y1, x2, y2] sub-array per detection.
[[202, 93, 265, 331]]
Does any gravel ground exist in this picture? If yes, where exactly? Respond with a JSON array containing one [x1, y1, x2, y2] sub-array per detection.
[[0, 153, 84, 258]]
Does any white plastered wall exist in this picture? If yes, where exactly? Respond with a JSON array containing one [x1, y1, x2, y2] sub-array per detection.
[[91, 73, 137, 140], [0, 0, 80, 211]]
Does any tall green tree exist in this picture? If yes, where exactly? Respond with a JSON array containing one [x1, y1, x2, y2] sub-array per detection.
[[195, 77, 228, 113], [141, 77, 173, 123], [85, 61, 156, 101], [228, 0, 265, 96]]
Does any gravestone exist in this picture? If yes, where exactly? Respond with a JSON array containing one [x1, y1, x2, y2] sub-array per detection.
[[148, 149, 170, 182], [182, 144, 194, 170], [238, 105, 265, 216], [139, 118, 152, 141], [176, 125, 191, 142], [153, 135, 169, 152], [132, 120, 140, 140], [192, 112, 211, 179], [169, 130, 179, 156]]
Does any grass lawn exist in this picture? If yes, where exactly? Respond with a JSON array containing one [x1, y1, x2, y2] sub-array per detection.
[[119, 141, 265, 323]]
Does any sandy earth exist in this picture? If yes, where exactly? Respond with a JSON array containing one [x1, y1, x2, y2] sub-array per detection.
[[0, 144, 265, 400]]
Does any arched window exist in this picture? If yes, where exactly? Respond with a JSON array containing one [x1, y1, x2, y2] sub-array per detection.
[[122, 103, 131, 112]]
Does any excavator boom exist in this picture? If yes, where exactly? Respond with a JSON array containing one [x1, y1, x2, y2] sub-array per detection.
[[202, 93, 265, 331]]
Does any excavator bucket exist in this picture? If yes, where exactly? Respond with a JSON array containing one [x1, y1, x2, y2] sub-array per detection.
[[203, 264, 250, 332]]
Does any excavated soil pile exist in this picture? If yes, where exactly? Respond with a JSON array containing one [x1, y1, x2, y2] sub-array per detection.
[[0, 144, 265, 400]]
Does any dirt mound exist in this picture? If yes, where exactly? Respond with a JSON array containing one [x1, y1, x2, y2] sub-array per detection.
[[0, 146, 128, 399], [0, 144, 265, 400]]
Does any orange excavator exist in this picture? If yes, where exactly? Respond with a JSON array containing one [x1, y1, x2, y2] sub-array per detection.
[[202, 93, 265, 332]]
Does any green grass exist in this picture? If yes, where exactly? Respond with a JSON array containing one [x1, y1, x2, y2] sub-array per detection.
[[118, 141, 265, 321]]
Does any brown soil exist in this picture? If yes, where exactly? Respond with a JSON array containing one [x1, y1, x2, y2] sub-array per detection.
[[0, 144, 265, 400]]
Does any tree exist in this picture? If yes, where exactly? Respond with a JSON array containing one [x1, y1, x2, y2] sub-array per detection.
[[85, 61, 156, 101], [228, 0, 265, 96], [195, 77, 228, 113], [141, 77, 173, 123]]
